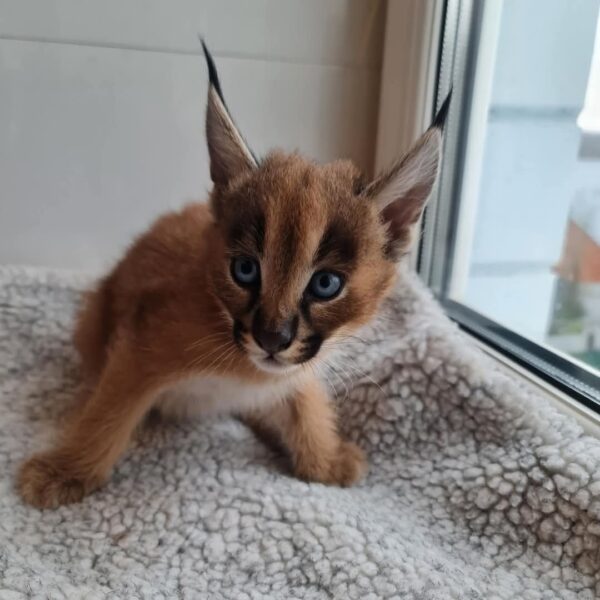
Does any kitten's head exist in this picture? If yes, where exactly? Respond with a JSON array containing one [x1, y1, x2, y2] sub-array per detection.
[[202, 43, 449, 375]]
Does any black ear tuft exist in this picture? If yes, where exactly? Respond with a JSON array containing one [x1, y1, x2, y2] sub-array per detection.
[[431, 89, 452, 130], [200, 38, 225, 103], [200, 36, 258, 187]]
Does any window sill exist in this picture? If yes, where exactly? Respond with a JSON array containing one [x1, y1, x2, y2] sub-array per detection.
[[468, 333, 600, 439]]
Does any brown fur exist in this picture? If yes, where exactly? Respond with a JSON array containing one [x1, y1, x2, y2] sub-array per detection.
[[242, 378, 366, 485], [17, 156, 388, 508], [18, 48, 445, 508]]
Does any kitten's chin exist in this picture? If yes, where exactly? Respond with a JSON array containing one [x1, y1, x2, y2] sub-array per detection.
[[249, 354, 302, 375]]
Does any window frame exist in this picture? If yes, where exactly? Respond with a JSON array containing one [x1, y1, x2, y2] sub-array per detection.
[[415, 0, 600, 410]]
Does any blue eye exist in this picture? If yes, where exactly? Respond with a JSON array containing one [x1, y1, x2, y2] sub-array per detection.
[[232, 257, 260, 286], [309, 271, 343, 300]]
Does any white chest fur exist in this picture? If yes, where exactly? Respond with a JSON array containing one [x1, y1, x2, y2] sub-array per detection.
[[154, 373, 304, 420]]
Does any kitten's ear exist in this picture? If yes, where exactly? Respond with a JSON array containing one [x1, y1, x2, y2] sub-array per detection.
[[202, 41, 257, 186], [364, 93, 451, 258]]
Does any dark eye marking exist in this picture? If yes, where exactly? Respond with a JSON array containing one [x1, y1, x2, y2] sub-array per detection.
[[228, 210, 265, 255], [297, 334, 323, 363], [300, 295, 313, 326], [251, 212, 265, 255], [316, 220, 357, 266], [233, 319, 246, 345]]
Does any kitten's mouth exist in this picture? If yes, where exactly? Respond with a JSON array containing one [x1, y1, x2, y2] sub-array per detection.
[[249, 353, 297, 374], [232, 319, 306, 374]]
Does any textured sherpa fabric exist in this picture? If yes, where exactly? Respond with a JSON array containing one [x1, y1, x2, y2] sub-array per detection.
[[1, 265, 600, 600]]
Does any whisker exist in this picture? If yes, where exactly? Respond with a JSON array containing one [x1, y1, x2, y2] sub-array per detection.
[[209, 345, 238, 375], [187, 331, 229, 345], [335, 332, 370, 345], [202, 343, 237, 374], [338, 360, 368, 392], [185, 331, 230, 352], [185, 339, 234, 371], [342, 356, 386, 396], [314, 340, 387, 398], [222, 347, 241, 374], [187, 338, 233, 365], [313, 360, 336, 396], [319, 357, 350, 401], [329, 359, 355, 391]]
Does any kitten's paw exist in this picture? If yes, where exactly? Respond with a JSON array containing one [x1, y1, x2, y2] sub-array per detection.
[[329, 441, 367, 487], [295, 441, 367, 487], [18, 454, 100, 509]]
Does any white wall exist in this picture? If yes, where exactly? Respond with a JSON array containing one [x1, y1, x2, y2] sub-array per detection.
[[0, 0, 385, 271]]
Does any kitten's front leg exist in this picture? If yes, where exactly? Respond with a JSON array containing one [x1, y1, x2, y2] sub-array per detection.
[[244, 377, 367, 486], [18, 337, 158, 508]]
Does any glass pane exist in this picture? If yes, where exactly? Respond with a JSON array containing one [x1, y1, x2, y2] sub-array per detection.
[[450, 0, 600, 375]]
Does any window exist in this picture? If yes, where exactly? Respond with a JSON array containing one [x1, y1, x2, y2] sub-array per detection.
[[421, 0, 600, 409]]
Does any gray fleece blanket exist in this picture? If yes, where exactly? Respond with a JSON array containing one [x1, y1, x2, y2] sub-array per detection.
[[1, 265, 600, 599]]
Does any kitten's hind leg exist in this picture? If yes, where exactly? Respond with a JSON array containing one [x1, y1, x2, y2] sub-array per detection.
[[242, 377, 367, 487], [18, 336, 159, 508], [73, 277, 114, 384]]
